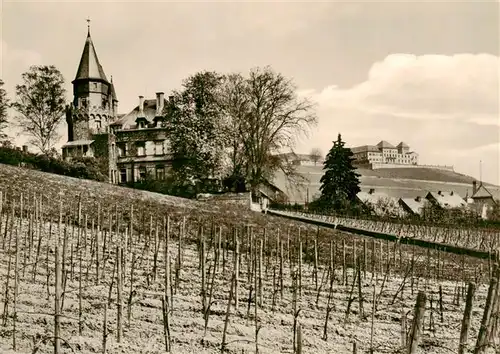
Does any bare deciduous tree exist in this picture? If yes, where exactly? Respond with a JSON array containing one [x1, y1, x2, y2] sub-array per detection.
[[310, 148, 323, 166], [0, 79, 9, 142], [12, 65, 66, 154], [223, 66, 318, 192]]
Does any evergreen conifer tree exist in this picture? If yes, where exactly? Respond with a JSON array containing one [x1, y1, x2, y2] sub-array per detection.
[[317, 133, 361, 210]]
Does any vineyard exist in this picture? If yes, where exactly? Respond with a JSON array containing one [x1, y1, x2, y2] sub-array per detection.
[[0, 188, 497, 354], [271, 210, 500, 253], [0, 164, 498, 354]]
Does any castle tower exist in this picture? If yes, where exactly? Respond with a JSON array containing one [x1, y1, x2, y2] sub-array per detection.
[[66, 21, 117, 141]]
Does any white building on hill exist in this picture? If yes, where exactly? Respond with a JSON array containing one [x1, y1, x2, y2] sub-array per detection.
[[351, 140, 418, 166]]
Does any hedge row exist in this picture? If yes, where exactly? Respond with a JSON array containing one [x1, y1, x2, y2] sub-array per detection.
[[0, 146, 108, 182]]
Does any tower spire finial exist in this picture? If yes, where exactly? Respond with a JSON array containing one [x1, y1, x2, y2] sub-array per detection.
[[86, 17, 91, 35]]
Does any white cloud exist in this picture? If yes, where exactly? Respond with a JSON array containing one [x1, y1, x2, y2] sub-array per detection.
[[298, 53, 500, 185]]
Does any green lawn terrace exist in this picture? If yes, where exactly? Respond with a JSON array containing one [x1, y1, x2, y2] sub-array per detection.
[[273, 165, 500, 204]]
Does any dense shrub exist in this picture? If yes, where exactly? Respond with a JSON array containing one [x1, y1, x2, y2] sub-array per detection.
[[0, 145, 107, 182]]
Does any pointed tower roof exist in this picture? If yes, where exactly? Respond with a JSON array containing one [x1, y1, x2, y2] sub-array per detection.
[[73, 29, 109, 83], [110, 76, 118, 101]]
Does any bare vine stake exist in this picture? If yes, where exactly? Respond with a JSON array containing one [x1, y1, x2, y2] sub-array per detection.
[[102, 290, 108, 354], [127, 252, 136, 326], [234, 239, 240, 310], [459, 282, 475, 354], [345, 262, 358, 323], [363, 239, 367, 279], [369, 275, 377, 353], [13, 213, 19, 350], [96, 214, 100, 285], [254, 241, 260, 354], [258, 238, 263, 307], [54, 204, 63, 354], [78, 215, 83, 336], [280, 240, 284, 300], [162, 253, 172, 353], [342, 239, 346, 285], [201, 227, 207, 315], [401, 308, 407, 349], [314, 239, 318, 292], [298, 241, 303, 298], [323, 261, 335, 341], [2, 199, 13, 327], [221, 273, 235, 352], [1, 193, 11, 250], [357, 257, 364, 319], [371, 239, 376, 279], [175, 218, 183, 293], [116, 244, 123, 343], [296, 323, 302, 354], [438, 285, 444, 323], [204, 241, 219, 336], [153, 217, 159, 282], [407, 291, 427, 354], [292, 271, 300, 353]]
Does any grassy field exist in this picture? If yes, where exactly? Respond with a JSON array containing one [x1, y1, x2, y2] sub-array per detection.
[[0, 163, 498, 354], [273, 165, 500, 202]]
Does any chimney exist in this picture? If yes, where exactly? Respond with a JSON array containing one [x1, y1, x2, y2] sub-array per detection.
[[472, 180, 477, 195], [369, 188, 375, 195], [138, 96, 145, 116], [156, 92, 165, 116], [415, 196, 421, 202], [438, 191, 442, 196], [450, 191, 454, 196], [22, 145, 28, 153]]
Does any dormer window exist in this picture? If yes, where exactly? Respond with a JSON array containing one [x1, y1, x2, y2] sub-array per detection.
[[135, 117, 148, 129]]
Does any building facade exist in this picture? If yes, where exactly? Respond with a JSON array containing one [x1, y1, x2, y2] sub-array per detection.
[[63, 27, 173, 184], [351, 140, 419, 166]]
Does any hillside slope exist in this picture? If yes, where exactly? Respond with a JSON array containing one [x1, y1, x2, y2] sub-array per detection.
[[274, 165, 500, 203]]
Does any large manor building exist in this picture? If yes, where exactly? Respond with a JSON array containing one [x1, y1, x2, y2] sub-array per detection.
[[62, 27, 172, 184], [350, 140, 419, 167]]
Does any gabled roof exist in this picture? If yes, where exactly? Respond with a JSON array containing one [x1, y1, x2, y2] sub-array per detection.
[[399, 197, 426, 215], [397, 141, 409, 148], [357, 191, 404, 216], [377, 140, 396, 149], [426, 191, 467, 209], [114, 98, 169, 129], [472, 183, 495, 199], [73, 31, 109, 83]]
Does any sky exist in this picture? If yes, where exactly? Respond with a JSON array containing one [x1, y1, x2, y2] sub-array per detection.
[[1, 0, 499, 185]]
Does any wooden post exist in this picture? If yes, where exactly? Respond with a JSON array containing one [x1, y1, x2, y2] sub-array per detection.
[[235, 239, 240, 310], [116, 245, 123, 343], [474, 266, 499, 354], [54, 204, 62, 354], [459, 282, 476, 354], [407, 291, 427, 354]]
